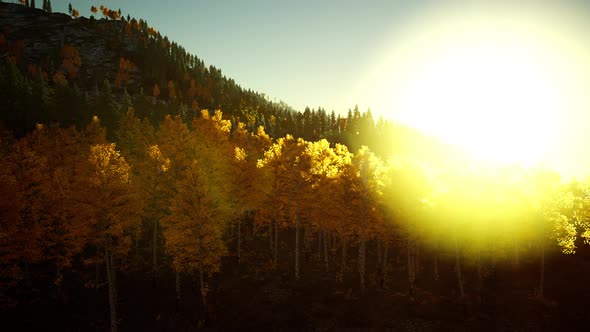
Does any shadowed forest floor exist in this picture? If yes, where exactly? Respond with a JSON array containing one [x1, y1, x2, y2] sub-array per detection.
[[3, 230, 590, 331]]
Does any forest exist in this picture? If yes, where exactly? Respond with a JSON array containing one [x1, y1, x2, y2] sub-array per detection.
[[2, 2, 590, 331]]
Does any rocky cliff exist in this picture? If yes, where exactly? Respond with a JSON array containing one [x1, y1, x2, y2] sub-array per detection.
[[1, 2, 141, 88]]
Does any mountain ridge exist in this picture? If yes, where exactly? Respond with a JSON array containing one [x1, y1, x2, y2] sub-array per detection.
[[0, 1, 304, 136]]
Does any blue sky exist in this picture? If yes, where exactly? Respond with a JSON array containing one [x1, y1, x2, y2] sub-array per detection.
[[53, 0, 428, 116]]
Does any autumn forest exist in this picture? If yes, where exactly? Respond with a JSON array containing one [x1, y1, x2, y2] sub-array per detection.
[[2, 2, 590, 331]]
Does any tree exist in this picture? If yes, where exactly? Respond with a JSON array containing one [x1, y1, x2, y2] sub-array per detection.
[[0, 136, 46, 290], [153, 83, 160, 98], [257, 134, 301, 271], [28, 125, 92, 298], [85, 141, 139, 332], [168, 80, 176, 100], [162, 160, 229, 322], [229, 122, 266, 265], [352, 146, 383, 294]]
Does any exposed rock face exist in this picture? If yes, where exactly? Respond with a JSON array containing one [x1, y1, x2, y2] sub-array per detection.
[[0, 2, 141, 88]]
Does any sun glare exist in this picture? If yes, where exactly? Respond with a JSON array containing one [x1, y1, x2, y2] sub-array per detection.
[[399, 37, 560, 166], [363, 3, 590, 178]]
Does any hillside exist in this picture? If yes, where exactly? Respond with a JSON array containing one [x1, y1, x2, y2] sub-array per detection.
[[0, 2, 304, 136]]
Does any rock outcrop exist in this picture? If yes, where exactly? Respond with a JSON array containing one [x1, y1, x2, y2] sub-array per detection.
[[0, 2, 141, 88]]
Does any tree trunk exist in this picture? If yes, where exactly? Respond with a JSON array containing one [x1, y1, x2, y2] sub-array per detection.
[[252, 212, 257, 238], [359, 194, 366, 294], [332, 232, 338, 256], [295, 197, 300, 280], [382, 240, 389, 289], [230, 219, 234, 239], [237, 216, 242, 265], [273, 216, 278, 270], [175, 270, 181, 312], [199, 265, 207, 322], [318, 227, 322, 261], [95, 261, 100, 291], [269, 221, 273, 252], [538, 241, 545, 298], [23, 259, 31, 289], [323, 229, 329, 271], [303, 213, 309, 261], [135, 235, 140, 267], [377, 238, 382, 265], [477, 249, 483, 291], [454, 235, 464, 299], [105, 236, 118, 332], [433, 251, 439, 281], [407, 238, 415, 296], [152, 218, 158, 287], [415, 243, 421, 274], [55, 259, 63, 302], [339, 236, 346, 283]]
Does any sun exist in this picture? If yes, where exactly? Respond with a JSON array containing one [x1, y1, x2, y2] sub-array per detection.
[[362, 3, 590, 176], [396, 36, 561, 166]]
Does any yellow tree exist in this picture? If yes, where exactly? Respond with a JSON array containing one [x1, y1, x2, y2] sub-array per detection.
[[85, 143, 139, 332], [115, 108, 160, 276], [229, 122, 267, 265], [0, 136, 46, 290], [299, 139, 346, 275], [257, 134, 301, 271], [286, 138, 312, 279], [574, 182, 590, 250], [352, 146, 384, 294], [162, 160, 230, 321], [155, 114, 193, 300], [316, 144, 355, 282], [26, 125, 94, 296]]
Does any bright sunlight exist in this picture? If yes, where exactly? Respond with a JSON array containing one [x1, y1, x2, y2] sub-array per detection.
[[363, 2, 590, 178]]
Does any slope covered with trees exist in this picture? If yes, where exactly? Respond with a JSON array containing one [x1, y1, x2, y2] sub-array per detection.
[[2, 2, 590, 331]]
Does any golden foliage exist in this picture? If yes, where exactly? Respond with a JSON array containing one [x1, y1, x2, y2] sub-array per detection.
[[88, 143, 130, 187]]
